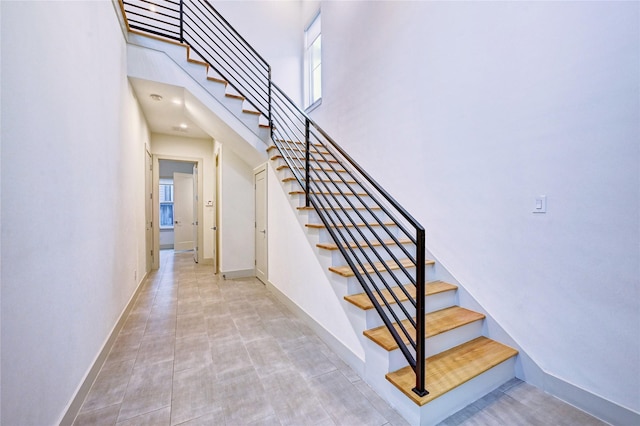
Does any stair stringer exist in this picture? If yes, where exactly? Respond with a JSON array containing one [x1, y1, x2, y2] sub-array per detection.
[[126, 34, 268, 166]]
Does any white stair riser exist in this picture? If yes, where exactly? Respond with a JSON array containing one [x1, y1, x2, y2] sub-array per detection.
[[325, 242, 414, 268], [343, 266, 437, 295], [382, 358, 517, 426], [304, 209, 390, 228], [383, 320, 484, 372], [363, 290, 458, 328]]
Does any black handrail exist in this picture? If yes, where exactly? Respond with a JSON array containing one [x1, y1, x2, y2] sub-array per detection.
[[119, 0, 428, 396]]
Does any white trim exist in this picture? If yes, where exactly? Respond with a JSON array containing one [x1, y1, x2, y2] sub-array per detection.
[[58, 271, 149, 426], [543, 373, 640, 425], [221, 268, 256, 280]]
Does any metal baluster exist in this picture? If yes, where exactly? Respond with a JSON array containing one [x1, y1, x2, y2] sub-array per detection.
[[305, 118, 311, 207], [413, 228, 429, 397]]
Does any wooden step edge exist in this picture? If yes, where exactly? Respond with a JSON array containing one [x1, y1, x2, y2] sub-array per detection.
[[225, 93, 244, 101], [206, 75, 228, 85], [259, 123, 270, 129], [273, 139, 324, 148], [276, 164, 347, 173], [128, 29, 187, 48], [386, 336, 518, 406], [307, 221, 395, 230], [329, 258, 436, 278], [267, 145, 330, 155], [271, 154, 339, 163], [243, 109, 261, 116], [186, 57, 208, 67], [283, 177, 357, 185], [363, 306, 485, 351], [344, 281, 458, 310], [316, 237, 411, 251], [298, 205, 382, 213], [289, 190, 367, 197]]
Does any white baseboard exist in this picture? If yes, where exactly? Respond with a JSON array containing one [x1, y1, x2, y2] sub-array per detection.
[[543, 373, 640, 425], [58, 271, 149, 426], [221, 268, 255, 279], [266, 280, 365, 377]]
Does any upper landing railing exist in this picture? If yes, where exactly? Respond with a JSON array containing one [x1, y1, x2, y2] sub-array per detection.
[[120, 0, 429, 397]]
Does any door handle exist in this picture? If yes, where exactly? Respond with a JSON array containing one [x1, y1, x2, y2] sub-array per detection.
[[211, 226, 217, 230], [259, 230, 266, 234]]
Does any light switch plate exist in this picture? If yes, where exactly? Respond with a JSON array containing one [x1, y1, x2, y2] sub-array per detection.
[[533, 195, 547, 213]]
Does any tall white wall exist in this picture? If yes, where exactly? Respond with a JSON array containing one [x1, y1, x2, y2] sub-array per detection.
[[310, 0, 639, 416], [219, 148, 255, 275], [212, 0, 304, 103], [151, 134, 215, 261], [0, 1, 149, 424]]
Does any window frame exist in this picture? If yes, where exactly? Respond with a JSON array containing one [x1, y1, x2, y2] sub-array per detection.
[[159, 179, 175, 229], [304, 11, 322, 111]]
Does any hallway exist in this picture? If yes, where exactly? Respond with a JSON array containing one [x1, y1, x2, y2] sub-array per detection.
[[72, 251, 606, 426], [73, 250, 408, 425]]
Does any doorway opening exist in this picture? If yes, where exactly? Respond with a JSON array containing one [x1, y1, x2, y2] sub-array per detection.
[[153, 156, 204, 269]]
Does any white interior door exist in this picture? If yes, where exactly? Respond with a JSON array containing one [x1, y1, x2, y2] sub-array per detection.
[[255, 168, 267, 283], [192, 164, 199, 263], [174, 172, 194, 251], [145, 151, 153, 272]]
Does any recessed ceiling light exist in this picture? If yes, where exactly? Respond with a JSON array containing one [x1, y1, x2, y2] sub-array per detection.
[[172, 99, 182, 105], [150, 94, 163, 101], [149, 5, 157, 12], [179, 123, 188, 129]]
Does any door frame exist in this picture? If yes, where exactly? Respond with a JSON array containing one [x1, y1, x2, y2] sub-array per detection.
[[152, 154, 204, 269], [254, 163, 268, 283]]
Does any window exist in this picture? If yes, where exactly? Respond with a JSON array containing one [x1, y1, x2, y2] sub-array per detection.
[[159, 179, 174, 228], [305, 12, 322, 110]]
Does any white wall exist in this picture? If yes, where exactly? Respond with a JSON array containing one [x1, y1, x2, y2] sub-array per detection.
[[151, 134, 215, 261], [219, 147, 255, 275], [266, 163, 364, 363], [212, 0, 304, 104], [0, 1, 149, 424], [310, 0, 639, 416]]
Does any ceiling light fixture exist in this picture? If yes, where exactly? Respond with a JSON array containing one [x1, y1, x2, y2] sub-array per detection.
[[172, 99, 182, 105], [150, 94, 163, 101], [179, 123, 188, 129]]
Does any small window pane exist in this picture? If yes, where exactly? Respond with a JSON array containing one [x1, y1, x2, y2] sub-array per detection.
[[160, 203, 174, 227]]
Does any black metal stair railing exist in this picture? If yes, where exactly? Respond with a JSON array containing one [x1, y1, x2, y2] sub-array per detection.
[[119, 0, 429, 397]]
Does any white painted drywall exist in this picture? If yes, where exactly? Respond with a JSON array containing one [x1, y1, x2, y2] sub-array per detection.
[[266, 163, 365, 361], [0, 1, 149, 424], [219, 147, 256, 275], [211, 1, 304, 104], [151, 134, 214, 261], [310, 0, 639, 414]]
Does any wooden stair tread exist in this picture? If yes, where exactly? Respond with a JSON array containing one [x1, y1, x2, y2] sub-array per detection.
[[299, 205, 382, 213], [243, 109, 261, 116], [267, 145, 330, 155], [386, 336, 518, 406], [276, 164, 347, 173], [307, 221, 394, 230], [206, 75, 227, 85], [316, 237, 410, 251], [363, 306, 485, 351], [272, 154, 339, 164], [225, 93, 244, 100], [289, 190, 367, 197], [283, 177, 357, 185], [344, 281, 458, 310], [329, 258, 435, 278], [273, 140, 324, 148]]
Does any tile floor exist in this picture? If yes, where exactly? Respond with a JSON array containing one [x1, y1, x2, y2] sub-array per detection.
[[73, 250, 607, 426]]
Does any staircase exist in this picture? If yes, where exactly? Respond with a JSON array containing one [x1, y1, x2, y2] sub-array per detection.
[[119, 1, 519, 424], [269, 144, 518, 425]]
